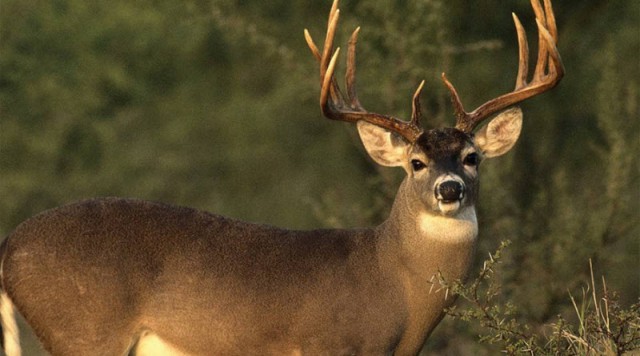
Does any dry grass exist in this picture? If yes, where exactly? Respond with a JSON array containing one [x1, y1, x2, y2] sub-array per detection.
[[441, 242, 640, 355]]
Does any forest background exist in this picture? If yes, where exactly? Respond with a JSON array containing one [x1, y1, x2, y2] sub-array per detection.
[[1, 0, 638, 354]]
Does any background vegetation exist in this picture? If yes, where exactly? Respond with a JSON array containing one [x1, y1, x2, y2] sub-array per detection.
[[1, 0, 638, 354]]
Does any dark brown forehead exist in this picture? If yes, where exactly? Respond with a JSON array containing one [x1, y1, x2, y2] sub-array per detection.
[[415, 128, 473, 160]]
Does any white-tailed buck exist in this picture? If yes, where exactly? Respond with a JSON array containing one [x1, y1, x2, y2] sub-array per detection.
[[0, 0, 563, 355]]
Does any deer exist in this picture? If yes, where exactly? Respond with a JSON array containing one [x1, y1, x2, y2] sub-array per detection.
[[0, 0, 562, 355]]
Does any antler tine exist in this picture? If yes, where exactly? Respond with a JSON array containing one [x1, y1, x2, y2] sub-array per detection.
[[543, 0, 558, 42], [444, 0, 564, 133], [320, 4, 339, 81], [304, 29, 321, 61], [346, 27, 363, 111], [411, 80, 426, 127], [305, 0, 423, 143], [512, 13, 529, 90], [441, 73, 468, 129], [531, 0, 549, 81], [324, 7, 346, 105], [321, 48, 342, 114], [305, 9, 347, 107]]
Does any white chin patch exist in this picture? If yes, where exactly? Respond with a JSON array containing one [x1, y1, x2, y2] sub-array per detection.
[[438, 200, 461, 215], [418, 206, 478, 243]]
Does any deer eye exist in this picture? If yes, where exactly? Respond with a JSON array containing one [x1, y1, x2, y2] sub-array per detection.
[[411, 159, 426, 171], [463, 152, 480, 166]]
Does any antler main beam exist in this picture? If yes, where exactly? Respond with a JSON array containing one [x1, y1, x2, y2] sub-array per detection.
[[305, 0, 563, 137], [304, 0, 424, 143], [443, 0, 564, 133]]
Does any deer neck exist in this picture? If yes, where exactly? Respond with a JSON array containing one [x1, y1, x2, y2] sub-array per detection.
[[376, 178, 478, 282], [373, 179, 480, 356]]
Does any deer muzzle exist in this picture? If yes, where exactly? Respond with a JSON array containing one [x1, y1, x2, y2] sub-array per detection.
[[435, 178, 465, 203], [434, 177, 466, 215]]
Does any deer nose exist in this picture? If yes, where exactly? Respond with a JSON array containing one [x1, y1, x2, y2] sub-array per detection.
[[436, 180, 465, 203]]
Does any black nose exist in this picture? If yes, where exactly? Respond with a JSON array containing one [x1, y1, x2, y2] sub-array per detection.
[[436, 181, 464, 202]]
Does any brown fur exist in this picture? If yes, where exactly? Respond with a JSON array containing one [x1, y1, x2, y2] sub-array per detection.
[[0, 186, 474, 355]]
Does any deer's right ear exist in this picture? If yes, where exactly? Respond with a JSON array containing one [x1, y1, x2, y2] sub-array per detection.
[[357, 121, 409, 167]]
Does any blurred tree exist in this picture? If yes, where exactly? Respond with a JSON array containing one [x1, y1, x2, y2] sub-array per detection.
[[0, 0, 637, 354]]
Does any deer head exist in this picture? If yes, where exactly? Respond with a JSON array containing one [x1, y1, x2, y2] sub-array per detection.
[[305, 0, 563, 217]]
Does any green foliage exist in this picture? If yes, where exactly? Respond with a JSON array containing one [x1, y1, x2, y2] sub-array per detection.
[[441, 242, 640, 355], [0, 0, 638, 354]]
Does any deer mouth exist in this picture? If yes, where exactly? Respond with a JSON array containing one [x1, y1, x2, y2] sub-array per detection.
[[437, 200, 461, 215]]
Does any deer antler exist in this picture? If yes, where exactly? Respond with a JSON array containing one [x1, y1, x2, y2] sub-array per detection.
[[304, 0, 424, 143], [442, 0, 564, 133]]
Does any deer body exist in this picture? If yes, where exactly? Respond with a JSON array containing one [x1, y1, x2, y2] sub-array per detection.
[[0, 0, 562, 354], [2, 189, 475, 355]]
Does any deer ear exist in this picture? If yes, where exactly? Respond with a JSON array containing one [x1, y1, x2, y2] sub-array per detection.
[[357, 121, 409, 167], [474, 107, 523, 158]]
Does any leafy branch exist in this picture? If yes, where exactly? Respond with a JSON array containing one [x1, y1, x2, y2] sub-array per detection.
[[440, 242, 640, 355]]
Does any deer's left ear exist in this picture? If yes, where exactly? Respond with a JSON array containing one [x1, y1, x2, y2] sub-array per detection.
[[474, 107, 523, 158], [357, 121, 410, 167]]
